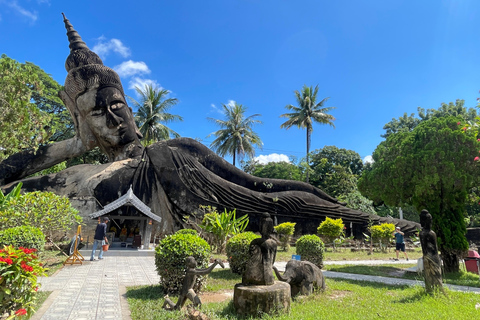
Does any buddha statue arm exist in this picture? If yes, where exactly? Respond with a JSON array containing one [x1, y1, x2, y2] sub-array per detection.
[[0, 136, 86, 185]]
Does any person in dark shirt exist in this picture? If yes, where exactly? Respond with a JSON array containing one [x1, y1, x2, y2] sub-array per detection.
[[90, 217, 109, 261], [392, 226, 409, 261]]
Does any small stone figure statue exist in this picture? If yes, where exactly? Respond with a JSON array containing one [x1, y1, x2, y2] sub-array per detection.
[[163, 256, 225, 310], [242, 213, 277, 285], [419, 209, 444, 294]]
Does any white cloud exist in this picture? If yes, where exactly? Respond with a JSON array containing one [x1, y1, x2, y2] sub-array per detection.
[[92, 37, 131, 60], [210, 103, 223, 114], [128, 77, 161, 92], [363, 155, 374, 164], [114, 60, 150, 78], [6, 1, 38, 23], [227, 100, 236, 107], [255, 153, 290, 164]]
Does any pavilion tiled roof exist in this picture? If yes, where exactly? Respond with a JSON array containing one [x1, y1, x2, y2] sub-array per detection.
[[89, 186, 162, 222]]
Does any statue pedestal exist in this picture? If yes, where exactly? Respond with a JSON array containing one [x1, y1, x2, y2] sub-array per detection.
[[233, 281, 290, 316]]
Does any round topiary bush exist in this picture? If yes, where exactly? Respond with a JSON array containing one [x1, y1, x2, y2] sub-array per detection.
[[226, 232, 261, 275], [296, 234, 325, 268], [176, 228, 198, 236], [0, 226, 45, 250], [155, 232, 211, 293], [274, 222, 296, 251]]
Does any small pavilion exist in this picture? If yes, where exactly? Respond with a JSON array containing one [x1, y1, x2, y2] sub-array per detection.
[[89, 186, 162, 249]]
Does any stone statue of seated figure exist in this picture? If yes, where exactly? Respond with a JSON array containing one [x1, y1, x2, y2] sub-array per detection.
[[242, 213, 277, 286], [0, 14, 420, 236]]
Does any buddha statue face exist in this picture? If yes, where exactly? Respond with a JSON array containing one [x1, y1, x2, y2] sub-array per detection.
[[420, 210, 433, 230], [75, 85, 142, 161]]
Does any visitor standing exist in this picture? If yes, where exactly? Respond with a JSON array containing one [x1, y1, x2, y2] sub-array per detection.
[[393, 226, 409, 261], [91, 217, 109, 261]]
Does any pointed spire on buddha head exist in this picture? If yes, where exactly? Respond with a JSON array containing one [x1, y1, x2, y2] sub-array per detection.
[[61, 13, 125, 103], [62, 12, 103, 72]]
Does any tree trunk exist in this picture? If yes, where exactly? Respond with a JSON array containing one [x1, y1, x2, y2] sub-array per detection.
[[306, 127, 311, 183], [441, 250, 460, 273]]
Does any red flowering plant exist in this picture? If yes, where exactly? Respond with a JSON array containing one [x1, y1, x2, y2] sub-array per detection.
[[0, 245, 46, 319]]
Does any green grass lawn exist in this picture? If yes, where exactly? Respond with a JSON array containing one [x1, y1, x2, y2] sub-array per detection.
[[126, 268, 480, 320], [324, 264, 480, 288], [213, 246, 424, 262]]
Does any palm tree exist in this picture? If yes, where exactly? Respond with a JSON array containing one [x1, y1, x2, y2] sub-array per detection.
[[280, 85, 335, 183], [208, 102, 263, 166], [129, 84, 182, 144]]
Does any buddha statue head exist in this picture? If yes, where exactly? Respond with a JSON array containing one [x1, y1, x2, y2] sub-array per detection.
[[420, 209, 433, 230], [260, 212, 274, 238], [59, 13, 143, 162]]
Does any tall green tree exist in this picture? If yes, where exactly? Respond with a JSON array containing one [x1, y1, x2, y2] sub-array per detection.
[[280, 85, 335, 183], [382, 99, 476, 138], [129, 84, 182, 143], [208, 103, 263, 166], [26, 62, 74, 142], [248, 161, 303, 181], [359, 116, 480, 272], [309, 146, 364, 194], [0, 55, 53, 160]]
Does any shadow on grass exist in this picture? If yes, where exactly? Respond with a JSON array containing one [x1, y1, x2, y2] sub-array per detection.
[[327, 277, 413, 291], [126, 284, 166, 301]]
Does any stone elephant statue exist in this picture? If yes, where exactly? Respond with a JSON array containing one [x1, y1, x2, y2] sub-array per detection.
[[273, 260, 326, 298]]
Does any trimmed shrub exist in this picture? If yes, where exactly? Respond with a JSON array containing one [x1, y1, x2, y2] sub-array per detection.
[[0, 191, 82, 240], [155, 233, 211, 293], [274, 222, 296, 251], [0, 246, 46, 318], [0, 226, 45, 250], [176, 228, 198, 236], [226, 232, 261, 275], [370, 223, 395, 252], [317, 217, 344, 243], [296, 234, 325, 268]]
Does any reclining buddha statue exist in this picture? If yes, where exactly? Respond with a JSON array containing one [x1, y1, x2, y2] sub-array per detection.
[[0, 14, 419, 235]]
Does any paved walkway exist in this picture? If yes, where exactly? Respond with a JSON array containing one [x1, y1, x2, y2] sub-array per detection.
[[33, 252, 480, 320], [33, 249, 158, 320]]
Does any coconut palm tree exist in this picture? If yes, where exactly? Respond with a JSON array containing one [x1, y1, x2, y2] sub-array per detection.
[[129, 84, 182, 144], [208, 102, 263, 166], [280, 85, 335, 183]]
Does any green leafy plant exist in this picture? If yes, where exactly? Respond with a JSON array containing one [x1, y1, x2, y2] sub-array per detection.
[[225, 232, 261, 275], [175, 229, 198, 236], [296, 234, 325, 268], [0, 226, 45, 250], [199, 206, 249, 253], [0, 245, 46, 319], [0, 191, 82, 240], [370, 223, 395, 252], [274, 222, 296, 251], [155, 232, 211, 294], [0, 182, 22, 211], [317, 217, 345, 251]]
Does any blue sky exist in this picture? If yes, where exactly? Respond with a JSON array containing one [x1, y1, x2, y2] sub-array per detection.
[[1, 1, 479, 166]]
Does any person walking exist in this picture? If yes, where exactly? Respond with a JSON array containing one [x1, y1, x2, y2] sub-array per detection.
[[393, 226, 409, 261], [91, 217, 109, 261]]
